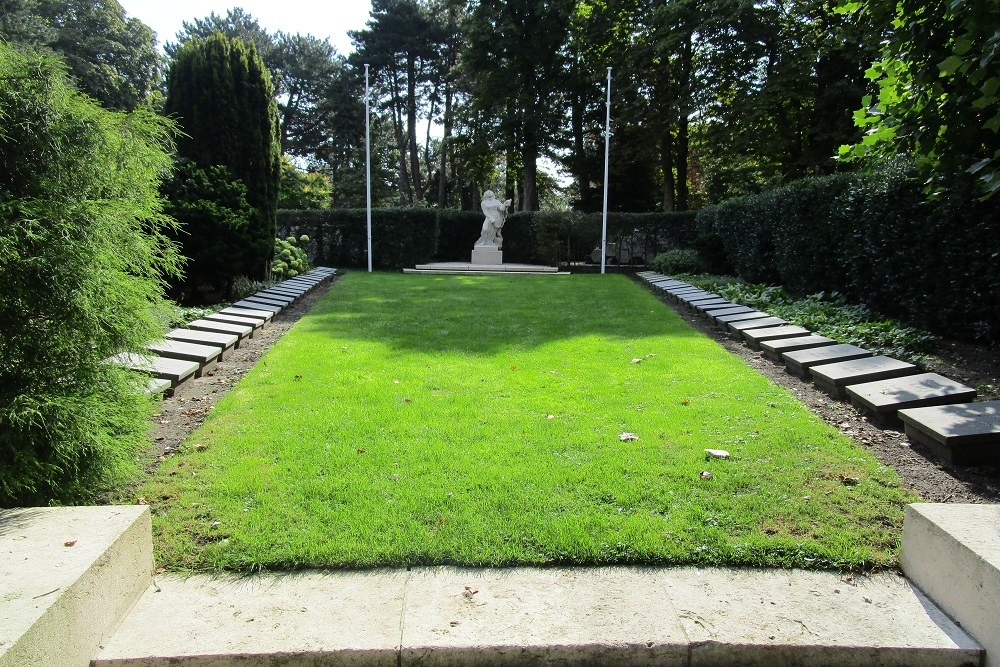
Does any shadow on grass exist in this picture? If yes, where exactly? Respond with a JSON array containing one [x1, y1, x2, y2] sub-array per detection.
[[299, 273, 699, 356]]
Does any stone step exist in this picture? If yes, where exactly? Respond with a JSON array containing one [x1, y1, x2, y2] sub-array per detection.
[[901, 503, 1000, 667], [714, 310, 773, 326], [218, 307, 274, 324], [648, 280, 690, 289], [810, 355, 919, 399], [403, 268, 569, 276], [409, 262, 560, 274], [678, 292, 721, 304], [109, 352, 199, 389], [93, 566, 980, 667], [665, 287, 706, 297], [782, 344, 873, 379], [204, 313, 265, 330], [0, 506, 151, 667], [259, 287, 303, 298], [760, 335, 837, 362], [165, 328, 240, 353], [186, 318, 254, 340], [687, 298, 731, 310], [845, 372, 977, 423], [727, 316, 788, 335], [147, 339, 220, 375], [742, 325, 812, 350], [897, 401, 1000, 465]]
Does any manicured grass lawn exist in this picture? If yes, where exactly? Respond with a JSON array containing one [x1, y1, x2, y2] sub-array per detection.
[[141, 273, 913, 572]]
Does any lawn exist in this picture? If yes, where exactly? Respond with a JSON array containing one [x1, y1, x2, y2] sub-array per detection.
[[141, 273, 912, 572]]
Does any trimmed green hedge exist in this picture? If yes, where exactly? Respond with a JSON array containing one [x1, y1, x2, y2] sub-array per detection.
[[699, 161, 1000, 341], [277, 209, 699, 269]]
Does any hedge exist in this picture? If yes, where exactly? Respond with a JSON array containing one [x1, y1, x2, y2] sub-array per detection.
[[699, 160, 1000, 341], [277, 209, 699, 269]]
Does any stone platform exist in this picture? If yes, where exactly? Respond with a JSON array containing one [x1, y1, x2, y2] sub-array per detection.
[[404, 262, 567, 276]]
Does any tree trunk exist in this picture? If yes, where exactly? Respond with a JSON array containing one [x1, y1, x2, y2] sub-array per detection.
[[406, 55, 423, 201], [676, 33, 692, 211], [389, 66, 412, 204], [570, 86, 592, 212], [660, 130, 676, 212], [439, 79, 452, 208], [522, 139, 539, 211]]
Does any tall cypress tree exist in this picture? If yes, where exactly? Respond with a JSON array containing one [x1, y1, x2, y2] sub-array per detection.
[[164, 33, 280, 282]]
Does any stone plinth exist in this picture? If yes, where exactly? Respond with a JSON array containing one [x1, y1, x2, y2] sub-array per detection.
[[471, 248, 503, 265]]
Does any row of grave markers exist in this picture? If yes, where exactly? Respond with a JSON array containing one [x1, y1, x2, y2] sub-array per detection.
[[638, 271, 1000, 466], [107, 267, 337, 398]]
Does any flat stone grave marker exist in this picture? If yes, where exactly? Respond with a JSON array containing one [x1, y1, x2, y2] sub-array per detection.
[[846, 373, 977, 423], [219, 307, 274, 324], [810, 355, 918, 399], [204, 313, 265, 330], [110, 352, 199, 388], [715, 311, 772, 325], [232, 299, 282, 314], [166, 328, 240, 354], [147, 340, 220, 376], [187, 318, 254, 340], [760, 335, 837, 361], [742, 325, 812, 350], [145, 377, 173, 398], [727, 316, 787, 335], [898, 401, 1000, 465], [782, 344, 872, 379], [706, 305, 756, 320]]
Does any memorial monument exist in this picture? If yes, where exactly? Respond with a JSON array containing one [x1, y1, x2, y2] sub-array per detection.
[[471, 190, 512, 265]]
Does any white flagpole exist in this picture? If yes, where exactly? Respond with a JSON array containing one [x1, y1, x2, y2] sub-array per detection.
[[601, 67, 611, 275], [365, 64, 373, 273]]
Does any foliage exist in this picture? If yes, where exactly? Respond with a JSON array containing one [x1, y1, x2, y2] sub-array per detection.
[[141, 273, 910, 572], [161, 160, 254, 301], [164, 33, 281, 282], [278, 156, 332, 209], [271, 235, 311, 279], [0, 43, 181, 506], [837, 0, 1000, 198], [0, 0, 160, 110], [697, 161, 1000, 341], [652, 249, 702, 275]]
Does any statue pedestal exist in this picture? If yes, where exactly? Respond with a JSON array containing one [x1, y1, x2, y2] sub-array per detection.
[[471, 248, 503, 265]]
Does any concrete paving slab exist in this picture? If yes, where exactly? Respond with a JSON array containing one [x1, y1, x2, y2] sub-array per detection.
[[810, 355, 919, 399], [742, 325, 812, 350], [259, 288, 303, 299], [846, 373, 977, 422], [109, 352, 199, 388], [760, 335, 836, 361], [688, 297, 730, 308], [94, 571, 408, 666], [147, 339, 220, 376], [678, 292, 721, 304], [144, 377, 172, 398], [727, 316, 787, 335], [218, 306, 274, 324], [706, 305, 756, 320], [666, 567, 981, 667], [898, 400, 1000, 465], [204, 313, 265, 330], [782, 344, 873, 379], [714, 311, 773, 325], [0, 506, 151, 667], [901, 503, 1000, 667], [401, 567, 689, 666], [166, 328, 240, 352], [186, 318, 254, 340]]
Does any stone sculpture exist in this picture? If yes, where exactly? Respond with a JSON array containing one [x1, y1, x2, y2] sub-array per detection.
[[475, 190, 512, 249]]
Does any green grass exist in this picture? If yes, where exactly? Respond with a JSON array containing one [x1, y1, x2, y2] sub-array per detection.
[[140, 273, 913, 572]]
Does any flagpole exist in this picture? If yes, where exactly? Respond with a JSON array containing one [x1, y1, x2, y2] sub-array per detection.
[[601, 67, 611, 275], [365, 63, 373, 273]]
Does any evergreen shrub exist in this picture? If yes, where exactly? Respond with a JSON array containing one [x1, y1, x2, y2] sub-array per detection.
[[652, 249, 702, 275], [0, 44, 182, 506]]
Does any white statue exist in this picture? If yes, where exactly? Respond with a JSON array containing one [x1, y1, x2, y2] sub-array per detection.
[[475, 190, 512, 249]]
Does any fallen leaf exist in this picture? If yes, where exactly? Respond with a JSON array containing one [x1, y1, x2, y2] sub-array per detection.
[[700, 470, 713, 480], [193, 443, 207, 451], [619, 432, 639, 442], [135, 497, 147, 505], [510, 365, 517, 371], [545, 414, 555, 420], [630, 358, 643, 364], [64, 540, 77, 547], [393, 379, 400, 385], [404, 397, 413, 404], [356, 449, 367, 455], [294, 375, 302, 381], [839, 474, 859, 486], [680, 399, 690, 406], [704, 448, 730, 459]]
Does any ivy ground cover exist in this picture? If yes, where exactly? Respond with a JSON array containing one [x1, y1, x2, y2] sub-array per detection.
[[141, 273, 912, 572]]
